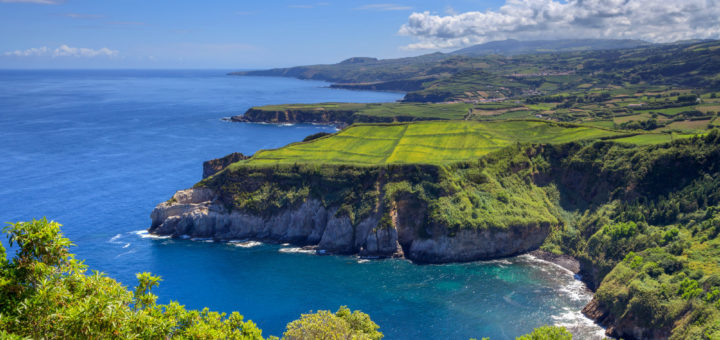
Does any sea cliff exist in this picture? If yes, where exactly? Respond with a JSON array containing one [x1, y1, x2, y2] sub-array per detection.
[[149, 157, 554, 263], [230, 106, 447, 127]]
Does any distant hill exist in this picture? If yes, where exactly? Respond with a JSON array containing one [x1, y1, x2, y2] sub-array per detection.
[[232, 39, 720, 102], [451, 39, 651, 56]]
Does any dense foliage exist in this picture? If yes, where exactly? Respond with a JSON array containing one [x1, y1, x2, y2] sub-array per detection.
[[536, 131, 720, 338]]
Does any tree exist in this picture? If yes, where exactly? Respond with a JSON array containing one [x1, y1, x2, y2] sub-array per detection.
[[0, 218, 266, 339], [282, 306, 382, 340]]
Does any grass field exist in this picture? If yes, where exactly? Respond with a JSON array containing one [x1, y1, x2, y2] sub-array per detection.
[[581, 120, 615, 129], [664, 119, 713, 132], [637, 106, 698, 116], [229, 120, 677, 167], [355, 102, 470, 119], [613, 113, 655, 123]]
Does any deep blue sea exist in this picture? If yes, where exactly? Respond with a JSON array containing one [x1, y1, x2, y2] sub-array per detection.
[[0, 70, 605, 339]]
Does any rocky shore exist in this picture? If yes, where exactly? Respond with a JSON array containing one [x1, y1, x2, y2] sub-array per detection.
[[149, 187, 550, 263]]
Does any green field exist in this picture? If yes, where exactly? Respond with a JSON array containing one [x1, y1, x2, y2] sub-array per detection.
[[637, 106, 698, 116], [231, 120, 663, 166], [611, 133, 678, 145]]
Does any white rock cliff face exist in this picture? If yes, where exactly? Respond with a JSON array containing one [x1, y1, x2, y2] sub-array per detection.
[[149, 187, 549, 262]]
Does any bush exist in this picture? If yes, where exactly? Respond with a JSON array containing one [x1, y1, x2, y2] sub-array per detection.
[[283, 306, 382, 340], [515, 326, 572, 340]]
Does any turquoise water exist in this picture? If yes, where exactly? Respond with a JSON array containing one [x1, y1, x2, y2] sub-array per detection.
[[0, 70, 604, 339]]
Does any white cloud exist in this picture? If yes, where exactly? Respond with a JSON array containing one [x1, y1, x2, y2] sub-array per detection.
[[0, 0, 61, 3], [356, 3, 412, 11], [398, 0, 720, 50], [3, 45, 119, 57]]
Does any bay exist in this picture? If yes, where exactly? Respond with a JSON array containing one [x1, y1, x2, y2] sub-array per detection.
[[0, 70, 603, 339]]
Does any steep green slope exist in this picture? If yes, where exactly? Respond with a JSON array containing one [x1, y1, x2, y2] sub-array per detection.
[[532, 131, 720, 339]]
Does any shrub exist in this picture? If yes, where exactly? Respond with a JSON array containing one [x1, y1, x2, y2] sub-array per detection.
[[515, 326, 572, 340]]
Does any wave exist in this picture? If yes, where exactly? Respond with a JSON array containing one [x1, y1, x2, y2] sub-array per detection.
[[114, 249, 137, 259], [108, 233, 124, 244], [133, 230, 171, 240], [482, 258, 512, 265], [278, 247, 316, 255], [516, 255, 606, 338], [552, 308, 607, 340], [190, 237, 214, 243], [228, 240, 263, 248]]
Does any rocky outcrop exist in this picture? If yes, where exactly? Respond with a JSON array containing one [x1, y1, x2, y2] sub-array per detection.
[[202, 152, 249, 179], [149, 187, 549, 263], [231, 108, 357, 126], [150, 188, 402, 257], [230, 107, 446, 126], [582, 298, 671, 340]]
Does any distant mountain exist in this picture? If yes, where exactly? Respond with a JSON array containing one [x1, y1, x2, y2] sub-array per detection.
[[232, 39, 720, 99], [451, 39, 651, 56]]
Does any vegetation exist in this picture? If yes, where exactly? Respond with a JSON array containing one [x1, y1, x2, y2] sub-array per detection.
[[236, 120, 651, 166], [223, 38, 720, 336], [282, 306, 382, 340], [236, 40, 720, 104], [202, 126, 720, 338], [535, 131, 720, 338]]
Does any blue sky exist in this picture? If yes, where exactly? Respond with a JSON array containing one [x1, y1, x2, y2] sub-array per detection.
[[0, 0, 504, 68], [1, 0, 717, 69]]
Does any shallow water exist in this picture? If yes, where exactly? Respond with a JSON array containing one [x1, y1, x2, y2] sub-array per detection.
[[0, 70, 604, 339]]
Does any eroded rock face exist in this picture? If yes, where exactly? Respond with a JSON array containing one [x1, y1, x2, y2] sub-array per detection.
[[582, 297, 671, 340], [149, 187, 550, 263], [202, 152, 249, 179], [402, 224, 550, 263], [150, 188, 401, 258]]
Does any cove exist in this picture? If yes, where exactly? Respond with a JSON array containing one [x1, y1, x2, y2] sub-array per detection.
[[0, 70, 604, 339]]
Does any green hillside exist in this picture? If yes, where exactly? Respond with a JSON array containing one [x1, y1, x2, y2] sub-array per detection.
[[234, 120, 668, 166], [235, 40, 720, 103]]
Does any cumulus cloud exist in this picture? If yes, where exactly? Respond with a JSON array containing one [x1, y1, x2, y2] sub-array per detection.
[[3, 45, 119, 57], [356, 4, 412, 11], [398, 0, 720, 50]]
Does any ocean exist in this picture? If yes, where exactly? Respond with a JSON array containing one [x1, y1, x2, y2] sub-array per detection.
[[0, 70, 604, 339]]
